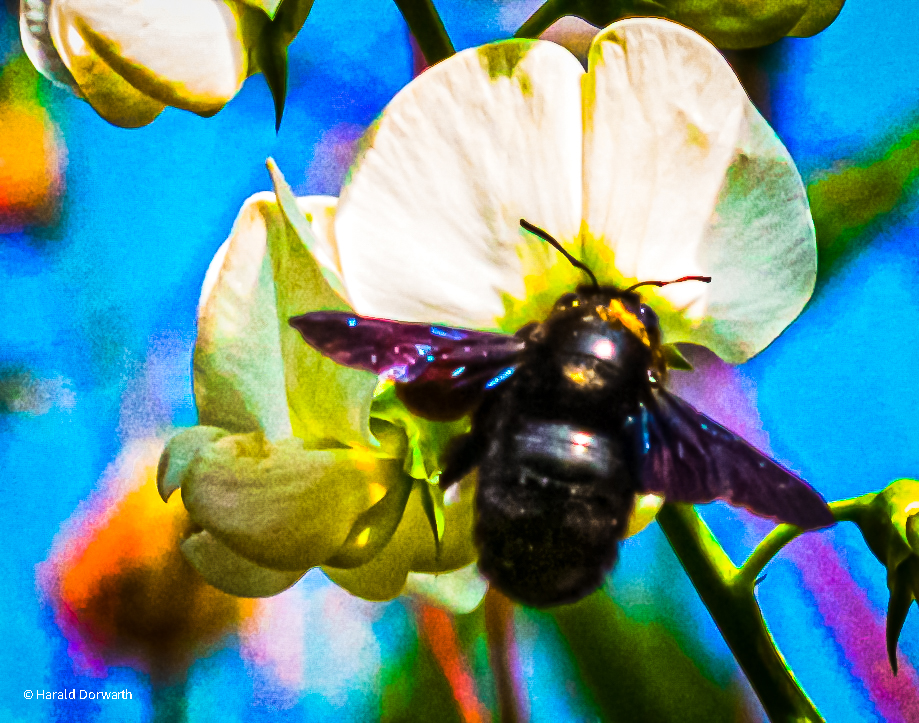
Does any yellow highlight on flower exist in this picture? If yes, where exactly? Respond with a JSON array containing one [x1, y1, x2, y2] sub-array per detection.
[[352, 447, 379, 471], [355, 528, 372, 548], [368, 482, 387, 506]]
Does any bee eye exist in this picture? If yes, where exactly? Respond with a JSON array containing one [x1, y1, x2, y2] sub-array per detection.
[[554, 293, 579, 311], [638, 304, 660, 332]]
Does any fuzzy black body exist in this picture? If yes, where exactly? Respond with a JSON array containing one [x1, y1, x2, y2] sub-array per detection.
[[437, 287, 658, 606], [290, 280, 834, 609]]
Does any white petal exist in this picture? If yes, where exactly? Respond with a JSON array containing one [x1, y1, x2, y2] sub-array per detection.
[[196, 186, 376, 447], [404, 564, 488, 614], [195, 192, 293, 440], [157, 426, 230, 501], [19, 0, 80, 93], [182, 529, 306, 598], [295, 195, 346, 298], [49, 0, 165, 128], [57, 0, 259, 115], [335, 40, 584, 328], [179, 431, 405, 571], [582, 18, 814, 362], [267, 163, 377, 447], [674, 109, 815, 361]]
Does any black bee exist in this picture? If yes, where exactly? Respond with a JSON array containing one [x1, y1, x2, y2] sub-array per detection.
[[290, 220, 833, 607]]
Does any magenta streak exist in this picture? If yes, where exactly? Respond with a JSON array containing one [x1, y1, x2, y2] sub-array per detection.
[[791, 536, 919, 721]]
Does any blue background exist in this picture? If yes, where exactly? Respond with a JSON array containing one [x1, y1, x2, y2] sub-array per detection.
[[1, 0, 918, 719]]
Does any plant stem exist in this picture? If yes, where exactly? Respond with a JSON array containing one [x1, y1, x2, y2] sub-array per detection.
[[737, 495, 874, 588], [393, 0, 454, 66], [656, 503, 823, 722], [514, 0, 569, 39], [484, 589, 526, 723]]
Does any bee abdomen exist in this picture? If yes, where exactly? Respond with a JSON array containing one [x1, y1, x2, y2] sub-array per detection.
[[474, 419, 637, 607]]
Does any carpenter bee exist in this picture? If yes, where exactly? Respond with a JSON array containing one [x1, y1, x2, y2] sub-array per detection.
[[290, 220, 833, 607]]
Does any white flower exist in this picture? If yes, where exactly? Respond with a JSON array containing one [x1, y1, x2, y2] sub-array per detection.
[[160, 17, 814, 606], [20, 0, 266, 127], [335, 18, 814, 363]]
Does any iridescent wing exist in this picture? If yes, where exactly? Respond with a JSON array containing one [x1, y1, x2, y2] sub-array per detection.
[[640, 389, 834, 530], [289, 311, 525, 420]]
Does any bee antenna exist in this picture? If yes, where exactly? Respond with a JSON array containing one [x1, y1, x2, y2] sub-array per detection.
[[519, 219, 599, 292], [624, 276, 712, 293]]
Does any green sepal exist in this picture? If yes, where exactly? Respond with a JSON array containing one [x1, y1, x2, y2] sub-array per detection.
[[256, 29, 287, 131], [856, 480, 919, 585], [370, 382, 470, 482], [238, 0, 284, 19], [264, 160, 378, 448], [850, 479, 919, 672], [661, 344, 693, 370], [886, 563, 915, 675], [324, 472, 414, 569], [254, 0, 316, 129], [417, 479, 446, 559]]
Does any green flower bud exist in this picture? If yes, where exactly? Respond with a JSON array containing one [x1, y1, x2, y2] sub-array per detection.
[[19, 0, 313, 128], [521, 0, 844, 49], [850, 478, 919, 673]]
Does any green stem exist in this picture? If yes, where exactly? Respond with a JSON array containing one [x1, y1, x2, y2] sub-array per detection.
[[484, 589, 525, 723], [514, 0, 570, 39], [737, 495, 874, 588], [656, 503, 823, 722], [393, 0, 454, 66]]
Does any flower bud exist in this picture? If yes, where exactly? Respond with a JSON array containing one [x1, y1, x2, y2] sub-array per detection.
[[523, 0, 844, 49], [850, 478, 919, 673], [20, 0, 267, 127]]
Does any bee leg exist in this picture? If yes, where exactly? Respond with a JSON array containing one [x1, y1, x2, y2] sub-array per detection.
[[440, 431, 487, 488]]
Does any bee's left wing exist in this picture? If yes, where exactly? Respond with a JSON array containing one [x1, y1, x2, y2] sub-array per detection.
[[639, 389, 834, 530], [289, 311, 525, 420]]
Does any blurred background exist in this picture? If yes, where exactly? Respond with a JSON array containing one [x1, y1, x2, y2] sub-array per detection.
[[1, 0, 918, 720]]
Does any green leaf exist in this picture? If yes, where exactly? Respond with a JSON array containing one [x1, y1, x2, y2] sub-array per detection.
[[656, 0, 809, 49], [788, 0, 846, 37], [550, 590, 751, 720], [237, 0, 284, 19], [808, 125, 919, 277]]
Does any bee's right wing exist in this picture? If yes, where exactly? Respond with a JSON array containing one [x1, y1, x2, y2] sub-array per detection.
[[289, 311, 525, 420], [639, 389, 834, 530]]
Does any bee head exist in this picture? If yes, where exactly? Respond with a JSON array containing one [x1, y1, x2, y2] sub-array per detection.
[[548, 286, 661, 348], [518, 219, 710, 364]]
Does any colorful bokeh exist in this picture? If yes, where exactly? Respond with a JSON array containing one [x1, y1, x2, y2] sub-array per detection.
[[2, 1, 919, 721]]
